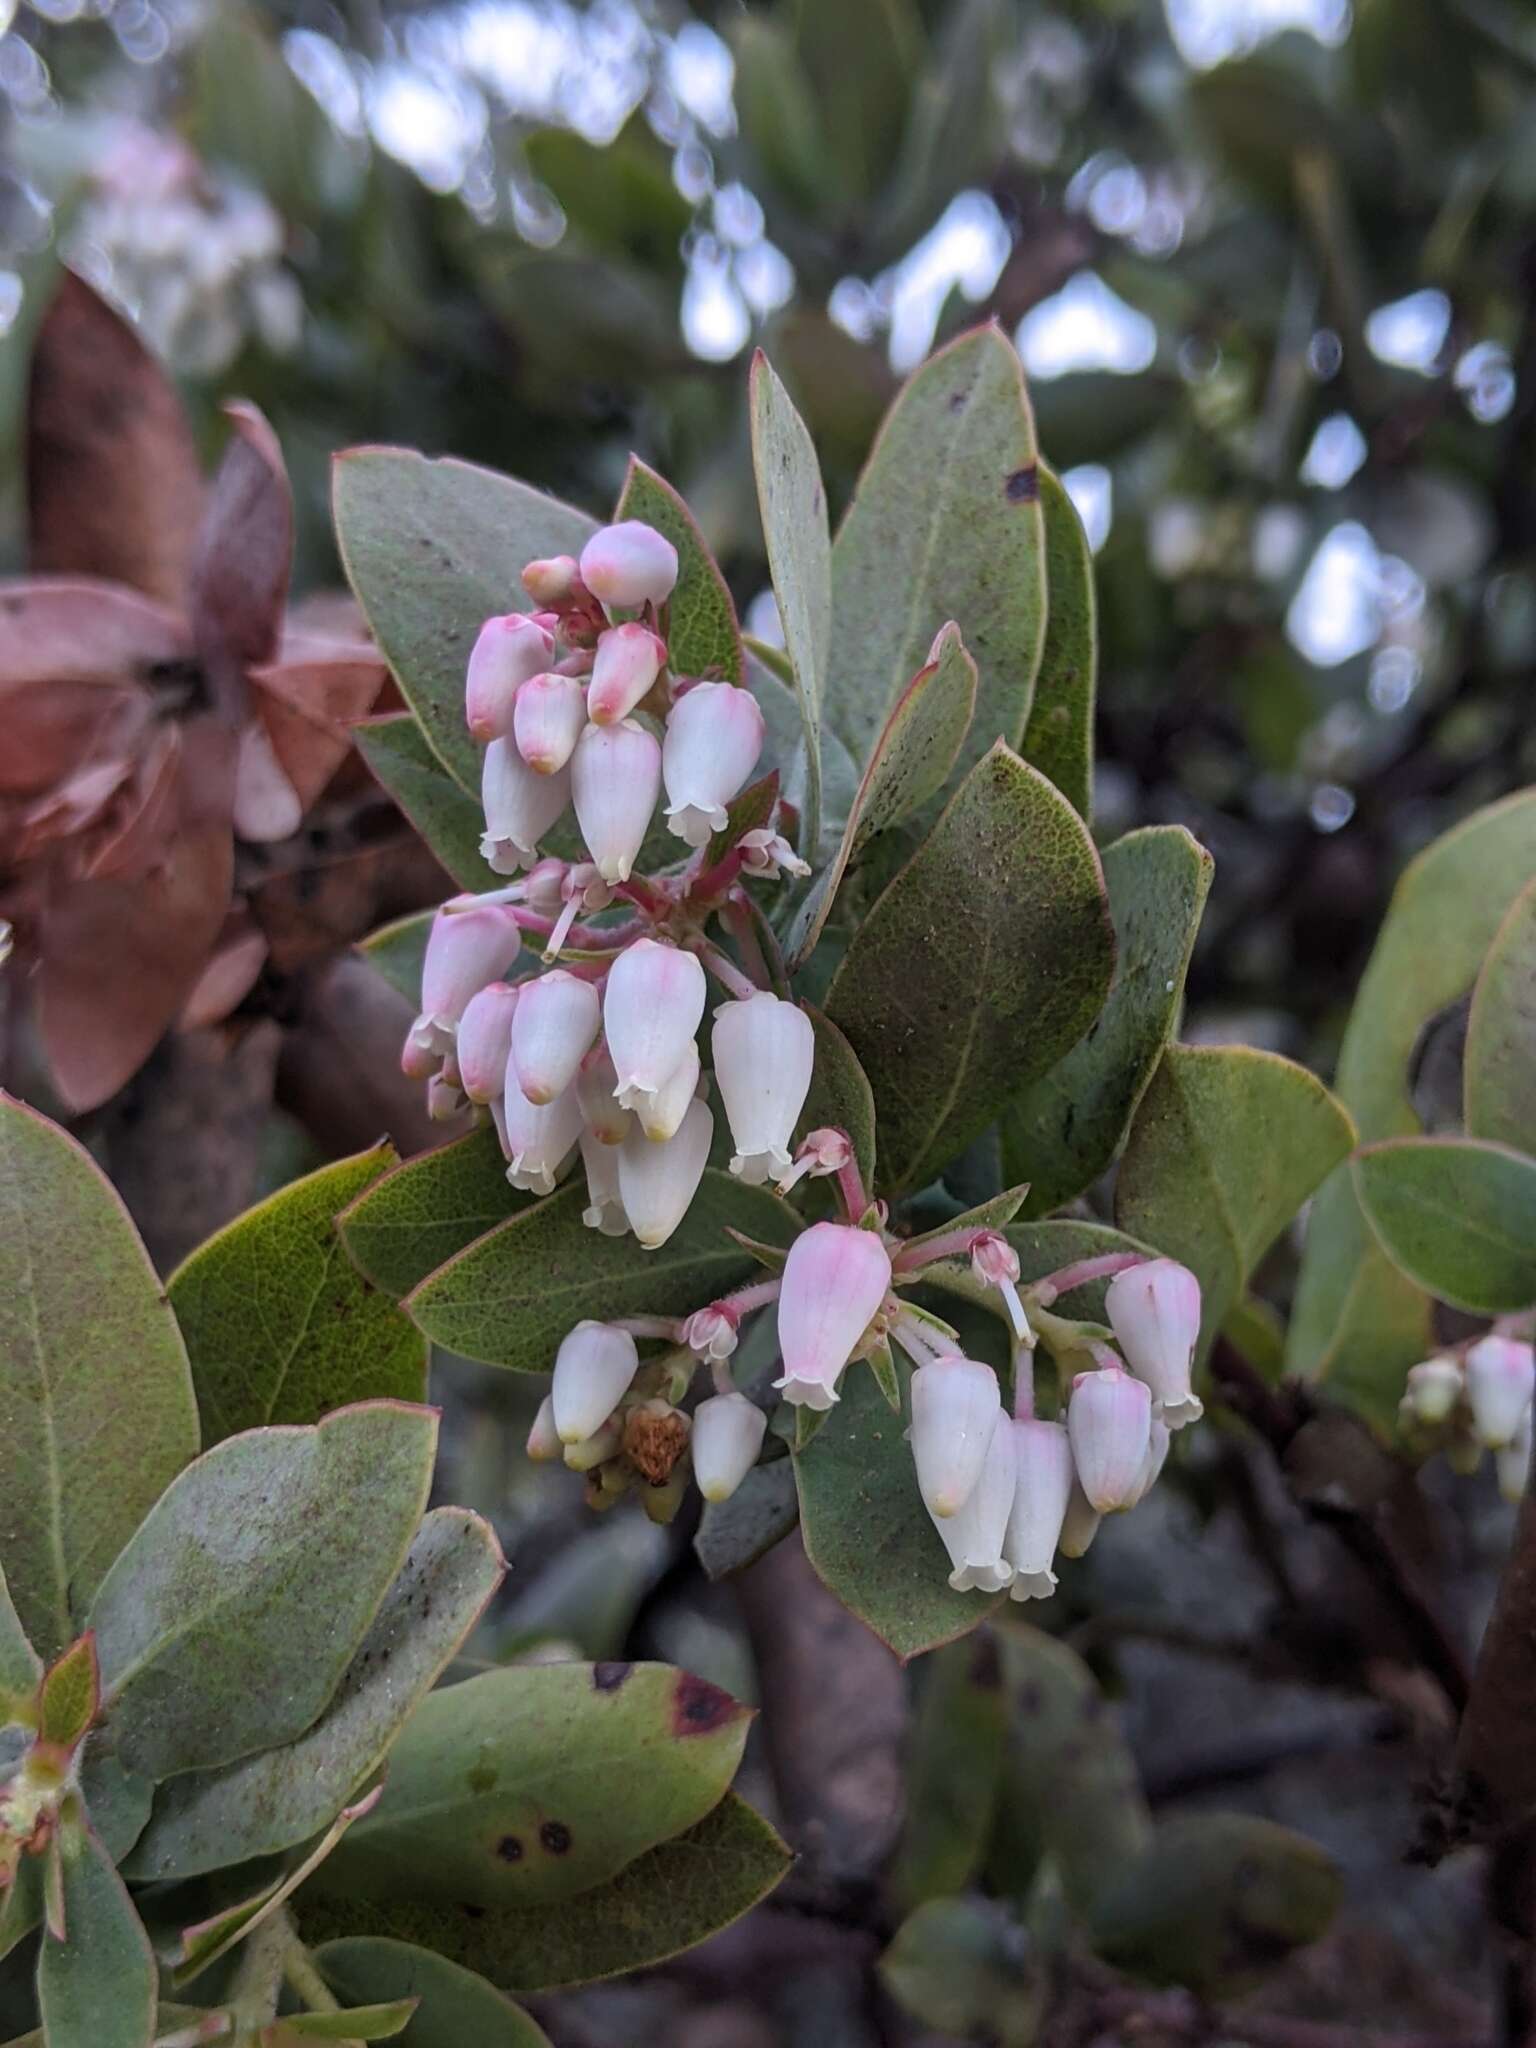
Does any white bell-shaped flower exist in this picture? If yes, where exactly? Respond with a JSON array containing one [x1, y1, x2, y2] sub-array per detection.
[[1002, 1418, 1074, 1602], [412, 900, 521, 1055], [909, 1355, 1003, 1518], [571, 718, 662, 883], [577, 1041, 631, 1145], [1403, 1355, 1464, 1427], [603, 939, 706, 1118], [1466, 1334, 1536, 1449], [635, 1040, 701, 1143], [455, 981, 520, 1104], [481, 736, 571, 874], [1058, 1476, 1101, 1558], [579, 521, 679, 609], [513, 672, 588, 776], [773, 1223, 892, 1411], [510, 969, 601, 1105], [589, 623, 666, 726], [692, 1393, 769, 1503], [712, 993, 815, 1184], [465, 613, 554, 741], [497, 1073, 582, 1196], [1122, 1416, 1171, 1510], [579, 1128, 629, 1236], [526, 1393, 561, 1462], [1067, 1365, 1152, 1513], [617, 1095, 712, 1249], [928, 1423, 1015, 1593], [551, 1320, 638, 1443], [1105, 1259, 1204, 1429], [662, 683, 766, 848]]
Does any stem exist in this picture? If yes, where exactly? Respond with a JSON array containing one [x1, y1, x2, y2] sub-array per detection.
[[1029, 1251, 1148, 1304], [1012, 1336, 1036, 1419], [690, 935, 761, 1001], [891, 1226, 978, 1273], [721, 1275, 784, 1318], [689, 845, 747, 902], [832, 1153, 870, 1224], [614, 1314, 683, 1341], [710, 1355, 738, 1397], [282, 1939, 342, 2015], [613, 873, 668, 916], [722, 891, 772, 990]]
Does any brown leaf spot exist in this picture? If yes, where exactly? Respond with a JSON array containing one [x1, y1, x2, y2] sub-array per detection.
[[671, 1670, 740, 1737], [495, 1834, 524, 1862], [1005, 465, 1040, 504], [593, 1661, 632, 1692], [539, 1820, 572, 1855]]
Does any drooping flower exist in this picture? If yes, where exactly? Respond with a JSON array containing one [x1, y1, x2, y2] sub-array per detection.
[[510, 970, 601, 1105], [464, 613, 554, 741], [1122, 1416, 1171, 1510], [496, 1076, 582, 1196], [551, 1320, 639, 1443], [617, 1094, 713, 1250], [571, 718, 661, 883], [683, 1303, 740, 1361], [526, 1393, 561, 1462], [1058, 1476, 1101, 1559], [1067, 1364, 1152, 1513], [692, 1393, 769, 1503], [711, 993, 815, 1184], [909, 1355, 1003, 1518], [1105, 1259, 1203, 1428], [579, 1127, 629, 1236], [928, 1423, 1015, 1593], [1465, 1334, 1536, 1450], [481, 735, 571, 874], [455, 980, 519, 1104], [1003, 1418, 1075, 1601], [513, 673, 588, 776], [773, 1223, 892, 1410], [411, 900, 521, 1055], [603, 939, 706, 1119], [576, 1041, 631, 1145], [662, 683, 766, 848], [579, 521, 679, 609], [588, 623, 666, 726], [634, 1040, 701, 1144]]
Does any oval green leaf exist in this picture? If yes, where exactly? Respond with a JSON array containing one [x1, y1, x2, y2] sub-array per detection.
[[355, 715, 501, 891], [0, 1561, 41, 1714], [1466, 876, 1536, 1156], [1354, 1137, 1536, 1314], [280, 2003, 418, 2041], [318, 1940, 552, 2048], [797, 1005, 877, 1192], [891, 1633, 1007, 1910], [36, 1827, 155, 2048], [614, 458, 742, 686], [1019, 462, 1096, 820], [338, 1125, 531, 1300]]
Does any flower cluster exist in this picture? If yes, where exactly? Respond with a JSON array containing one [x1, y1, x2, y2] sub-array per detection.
[[1400, 1332, 1536, 1500]]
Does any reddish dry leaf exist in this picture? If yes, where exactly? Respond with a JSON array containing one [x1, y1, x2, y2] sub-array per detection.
[[189, 402, 292, 718], [178, 911, 269, 1030], [248, 650, 387, 816]]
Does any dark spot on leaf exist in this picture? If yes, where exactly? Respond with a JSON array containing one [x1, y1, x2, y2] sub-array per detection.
[[948, 390, 967, 413], [496, 1834, 524, 1862], [539, 1820, 572, 1855], [1005, 465, 1039, 503], [672, 1670, 739, 1736], [593, 1661, 632, 1691]]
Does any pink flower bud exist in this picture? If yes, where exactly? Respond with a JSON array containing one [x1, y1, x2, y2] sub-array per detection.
[[412, 899, 521, 1054], [1466, 1334, 1536, 1449], [776, 1126, 852, 1194], [513, 673, 588, 776], [401, 1030, 439, 1081], [683, 1304, 740, 1361], [496, 1076, 582, 1196], [692, 1392, 768, 1503], [579, 1127, 629, 1236], [465, 614, 554, 741], [564, 1418, 623, 1472], [1105, 1259, 1204, 1429], [1067, 1365, 1152, 1513], [909, 1355, 1002, 1518], [1404, 1355, 1463, 1426], [1058, 1476, 1101, 1558], [577, 1041, 631, 1145], [617, 1095, 713, 1249], [552, 1320, 638, 1443], [589, 623, 667, 726], [522, 857, 569, 914], [510, 969, 601, 1105], [579, 521, 678, 609], [526, 1393, 561, 1462], [773, 1223, 892, 1411], [662, 683, 766, 848], [634, 1040, 701, 1144], [1003, 1418, 1074, 1602], [456, 981, 520, 1104], [521, 555, 582, 609], [481, 736, 571, 874], [712, 993, 815, 1186], [603, 939, 706, 1117], [971, 1234, 1020, 1287], [928, 1422, 1015, 1593], [571, 718, 661, 883]]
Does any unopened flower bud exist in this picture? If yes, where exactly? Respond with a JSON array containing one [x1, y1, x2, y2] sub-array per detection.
[[618, 1096, 713, 1250], [1058, 1476, 1101, 1558], [512, 672, 588, 777], [683, 1304, 741, 1361], [1498, 1404, 1533, 1504], [635, 1041, 701, 1143], [510, 970, 601, 1105], [1067, 1365, 1152, 1513], [589, 623, 666, 726], [1466, 1334, 1536, 1450], [712, 993, 815, 1186], [1105, 1259, 1204, 1429], [456, 981, 520, 1104], [412, 899, 521, 1055], [970, 1233, 1030, 1341], [774, 1222, 892, 1411], [498, 1076, 582, 1195], [571, 718, 661, 883], [579, 521, 678, 609], [481, 736, 571, 874], [1404, 1355, 1463, 1427], [526, 1393, 561, 1462], [552, 1320, 639, 1443], [521, 555, 582, 609], [564, 1418, 624, 1473], [577, 1042, 631, 1145], [522, 857, 569, 914], [401, 1030, 439, 1081], [662, 684, 766, 848], [776, 1126, 852, 1195], [739, 828, 810, 880], [604, 939, 706, 1118], [1003, 1419, 1074, 1601], [928, 1423, 1015, 1593], [579, 1127, 629, 1236], [691, 1393, 768, 1503], [465, 614, 555, 741], [1122, 1416, 1171, 1509], [910, 1356, 1002, 1518]]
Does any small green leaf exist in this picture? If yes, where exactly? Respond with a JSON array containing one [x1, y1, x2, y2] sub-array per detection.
[[897, 1184, 1031, 1263], [750, 351, 830, 857], [318, 1940, 553, 2048], [892, 1632, 1008, 1910], [358, 911, 433, 1007], [295, 1793, 791, 1994], [614, 458, 742, 686], [0, 1560, 41, 1718], [880, 1896, 1042, 2048], [694, 1459, 799, 1582], [126, 1507, 503, 1882], [1019, 464, 1096, 820], [797, 1006, 877, 1192], [77, 1732, 152, 1863], [338, 1125, 531, 1300], [829, 326, 1046, 778], [403, 1176, 800, 1371], [701, 770, 780, 871], [788, 621, 978, 964], [1354, 1138, 1536, 1314], [355, 715, 501, 891], [315, 1662, 752, 1907], [1088, 1814, 1341, 1997], [1005, 826, 1213, 1216], [168, 1144, 426, 1445], [89, 1402, 436, 1780], [36, 1826, 155, 2048], [0, 1095, 198, 1660], [1466, 876, 1536, 1155], [281, 2003, 418, 2041], [333, 447, 595, 794], [37, 1634, 97, 1751], [1115, 1045, 1356, 1353], [866, 1337, 902, 1411], [826, 743, 1114, 1196]]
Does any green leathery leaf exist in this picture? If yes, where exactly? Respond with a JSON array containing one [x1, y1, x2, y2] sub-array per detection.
[[880, 1896, 1043, 2048], [317, 1941, 552, 2048], [1288, 789, 1536, 1425], [36, 1826, 154, 2048], [354, 715, 500, 891], [125, 1507, 503, 1882], [1354, 1138, 1536, 1314], [829, 325, 1047, 777], [358, 911, 433, 1006], [796, 1005, 877, 1191], [295, 1793, 791, 1994], [788, 621, 978, 965], [694, 1459, 799, 1582], [0, 1561, 40, 1716], [1088, 1813, 1342, 1997], [88, 1402, 436, 1781], [825, 743, 1114, 1197], [1019, 463, 1096, 820], [750, 351, 830, 858], [1116, 1045, 1356, 1357], [168, 1144, 426, 1445], [1005, 826, 1213, 1217], [1466, 876, 1536, 1156], [278, 2003, 418, 2041], [36, 1634, 96, 1751], [0, 2010, 210, 2048], [314, 1661, 751, 1908], [337, 1124, 530, 1300], [614, 458, 742, 686], [76, 1731, 151, 1863], [402, 1176, 801, 1371], [333, 447, 595, 794], [0, 1095, 198, 1661], [701, 769, 779, 872], [892, 1631, 1008, 1910], [896, 1185, 1032, 1265], [0, 1857, 39, 1963]]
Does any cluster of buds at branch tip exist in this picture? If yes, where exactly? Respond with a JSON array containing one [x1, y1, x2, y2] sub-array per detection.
[[1399, 1331, 1536, 1500]]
